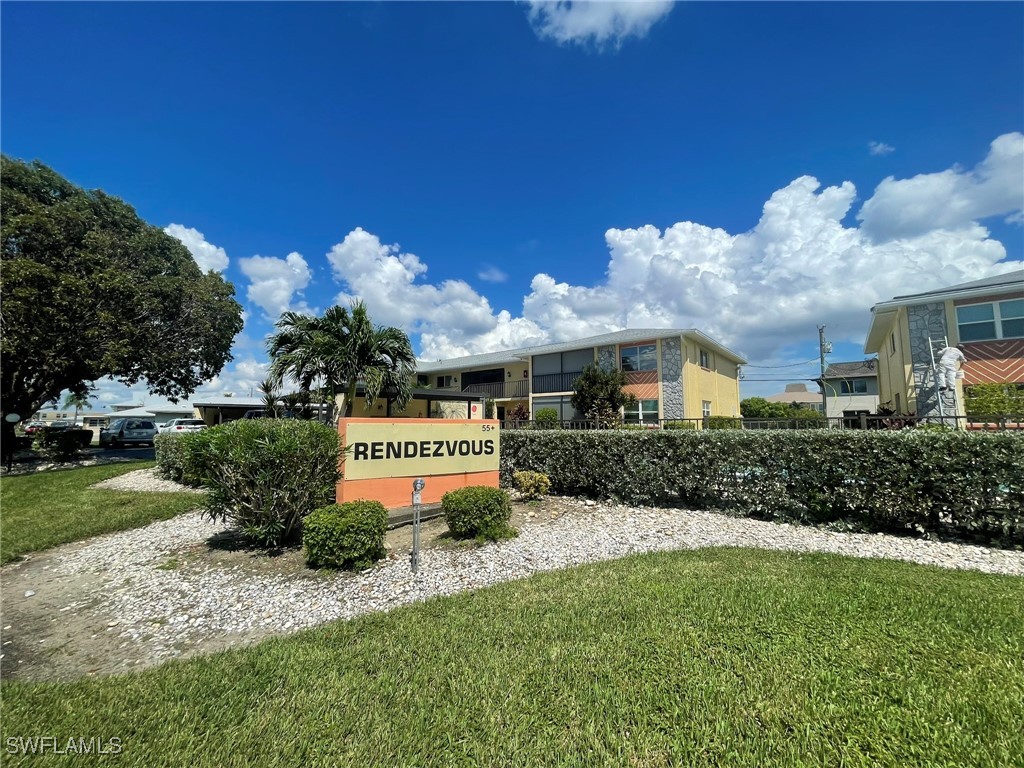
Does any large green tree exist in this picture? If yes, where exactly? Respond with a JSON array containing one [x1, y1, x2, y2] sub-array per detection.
[[1, 157, 244, 420], [267, 301, 415, 423]]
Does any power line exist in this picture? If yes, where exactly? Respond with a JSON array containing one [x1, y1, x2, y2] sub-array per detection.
[[741, 357, 821, 369]]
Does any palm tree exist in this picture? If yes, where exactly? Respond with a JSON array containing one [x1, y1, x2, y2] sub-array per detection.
[[62, 391, 92, 426], [267, 302, 415, 424], [258, 378, 279, 418]]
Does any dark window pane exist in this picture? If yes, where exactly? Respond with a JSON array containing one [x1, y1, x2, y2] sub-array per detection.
[[1001, 317, 1024, 338], [958, 322, 997, 341]]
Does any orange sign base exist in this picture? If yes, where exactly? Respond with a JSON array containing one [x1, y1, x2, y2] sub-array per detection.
[[337, 471, 501, 508]]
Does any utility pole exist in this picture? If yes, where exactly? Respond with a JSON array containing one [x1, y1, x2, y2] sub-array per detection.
[[818, 325, 831, 420]]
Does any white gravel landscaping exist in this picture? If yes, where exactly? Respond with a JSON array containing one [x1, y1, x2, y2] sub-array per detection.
[[53, 497, 1024, 662], [91, 467, 204, 494]]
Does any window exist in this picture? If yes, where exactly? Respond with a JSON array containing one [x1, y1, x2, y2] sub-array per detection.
[[436, 375, 456, 388], [532, 396, 582, 423], [416, 374, 429, 387], [620, 344, 657, 372], [699, 349, 710, 369], [956, 299, 1024, 342], [701, 400, 712, 418], [839, 379, 868, 394], [624, 399, 659, 424]]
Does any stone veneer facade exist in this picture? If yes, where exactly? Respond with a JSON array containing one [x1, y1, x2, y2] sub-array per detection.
[[907, 302, 956, 419], [660, 337, 684, 419]]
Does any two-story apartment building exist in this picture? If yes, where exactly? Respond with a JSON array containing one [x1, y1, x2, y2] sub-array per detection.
[[415, 329, 747, 425], [864, 273, 1024, 417]]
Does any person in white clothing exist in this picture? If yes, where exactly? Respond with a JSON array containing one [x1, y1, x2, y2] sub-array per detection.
[[937, 345, 966, 391]]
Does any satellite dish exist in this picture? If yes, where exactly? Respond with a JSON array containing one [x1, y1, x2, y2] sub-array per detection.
[[4, 413, 21, 423]]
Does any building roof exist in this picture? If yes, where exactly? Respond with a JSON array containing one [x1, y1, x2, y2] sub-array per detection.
[[823, 360, 878, 379], [192, 396, 265, 408], [417, 328, 747, 372], [865, 271, 1024, 353], [107, 407, 157, 418], [764, 383, 822, 404], [891, 272, 1023, 302]]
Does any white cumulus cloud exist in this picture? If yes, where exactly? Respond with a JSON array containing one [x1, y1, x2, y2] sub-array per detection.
[[858, 132, 1024, 242], [525, 0, 674, 48], [868, 141, 895, 156], [238, 252, 314, 320], [326, 133, 1021, 365], [478, 265, 509, 283], [164, 224, 229, 272]]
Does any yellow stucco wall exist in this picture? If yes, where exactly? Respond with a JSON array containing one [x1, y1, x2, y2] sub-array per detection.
[[681, 339, 741, 419], [347, 396, 479, 419], [875, 309, 915, 414]]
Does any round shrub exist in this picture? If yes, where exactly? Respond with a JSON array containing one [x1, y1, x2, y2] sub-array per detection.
[[534, 408, 560, 429], [514, 470, 551, 500], [442, 485, 514, 541], [304, 500, 388, 570]]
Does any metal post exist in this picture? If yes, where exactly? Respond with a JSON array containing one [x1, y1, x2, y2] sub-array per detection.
[[411, 478, 425, 574], [818, 325, 829, 421]]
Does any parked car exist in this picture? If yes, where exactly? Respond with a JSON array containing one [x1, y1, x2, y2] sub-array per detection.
[[99, 418, 158, 448], [48, 420, 72, 431], [158, 418, 208, 434], [22, 421, 46, 435]]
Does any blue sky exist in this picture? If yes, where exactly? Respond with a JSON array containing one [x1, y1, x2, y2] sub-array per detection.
[[3, 1, 1022, 407]]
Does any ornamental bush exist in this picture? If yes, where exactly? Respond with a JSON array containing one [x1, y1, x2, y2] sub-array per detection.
[[500, 430, 1024, 547], [535, 408, 560, 429], [442, 486, 515, 541], [303, 500, 388, 570], [155, 430, 214, 487], [199, 419, 341, 546], [33, 428, 91, 461], [513, 470, 551, 500]]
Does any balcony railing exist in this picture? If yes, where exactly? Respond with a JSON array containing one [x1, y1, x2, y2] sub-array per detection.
[[531, 371, 584, 394], [462, 380, 530, 400]]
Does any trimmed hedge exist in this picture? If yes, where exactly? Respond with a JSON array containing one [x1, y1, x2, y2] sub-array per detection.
[[442, 486, 515, 541], [196, 420, 341, 546], [500, 430, 1024, 547], [304, 500, 388, 570]]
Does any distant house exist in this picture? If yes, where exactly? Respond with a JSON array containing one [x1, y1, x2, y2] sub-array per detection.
[[864, 273, 1024, 417], [764, 383, 824, 413], [819, 361, 879, 419], [109, 401, 145, 413], [110, 405, 195, 426]]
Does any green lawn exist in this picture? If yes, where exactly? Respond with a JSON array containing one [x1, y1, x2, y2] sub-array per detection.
[[3, 549, 1022, 767], [0, 462, 203, 563]]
